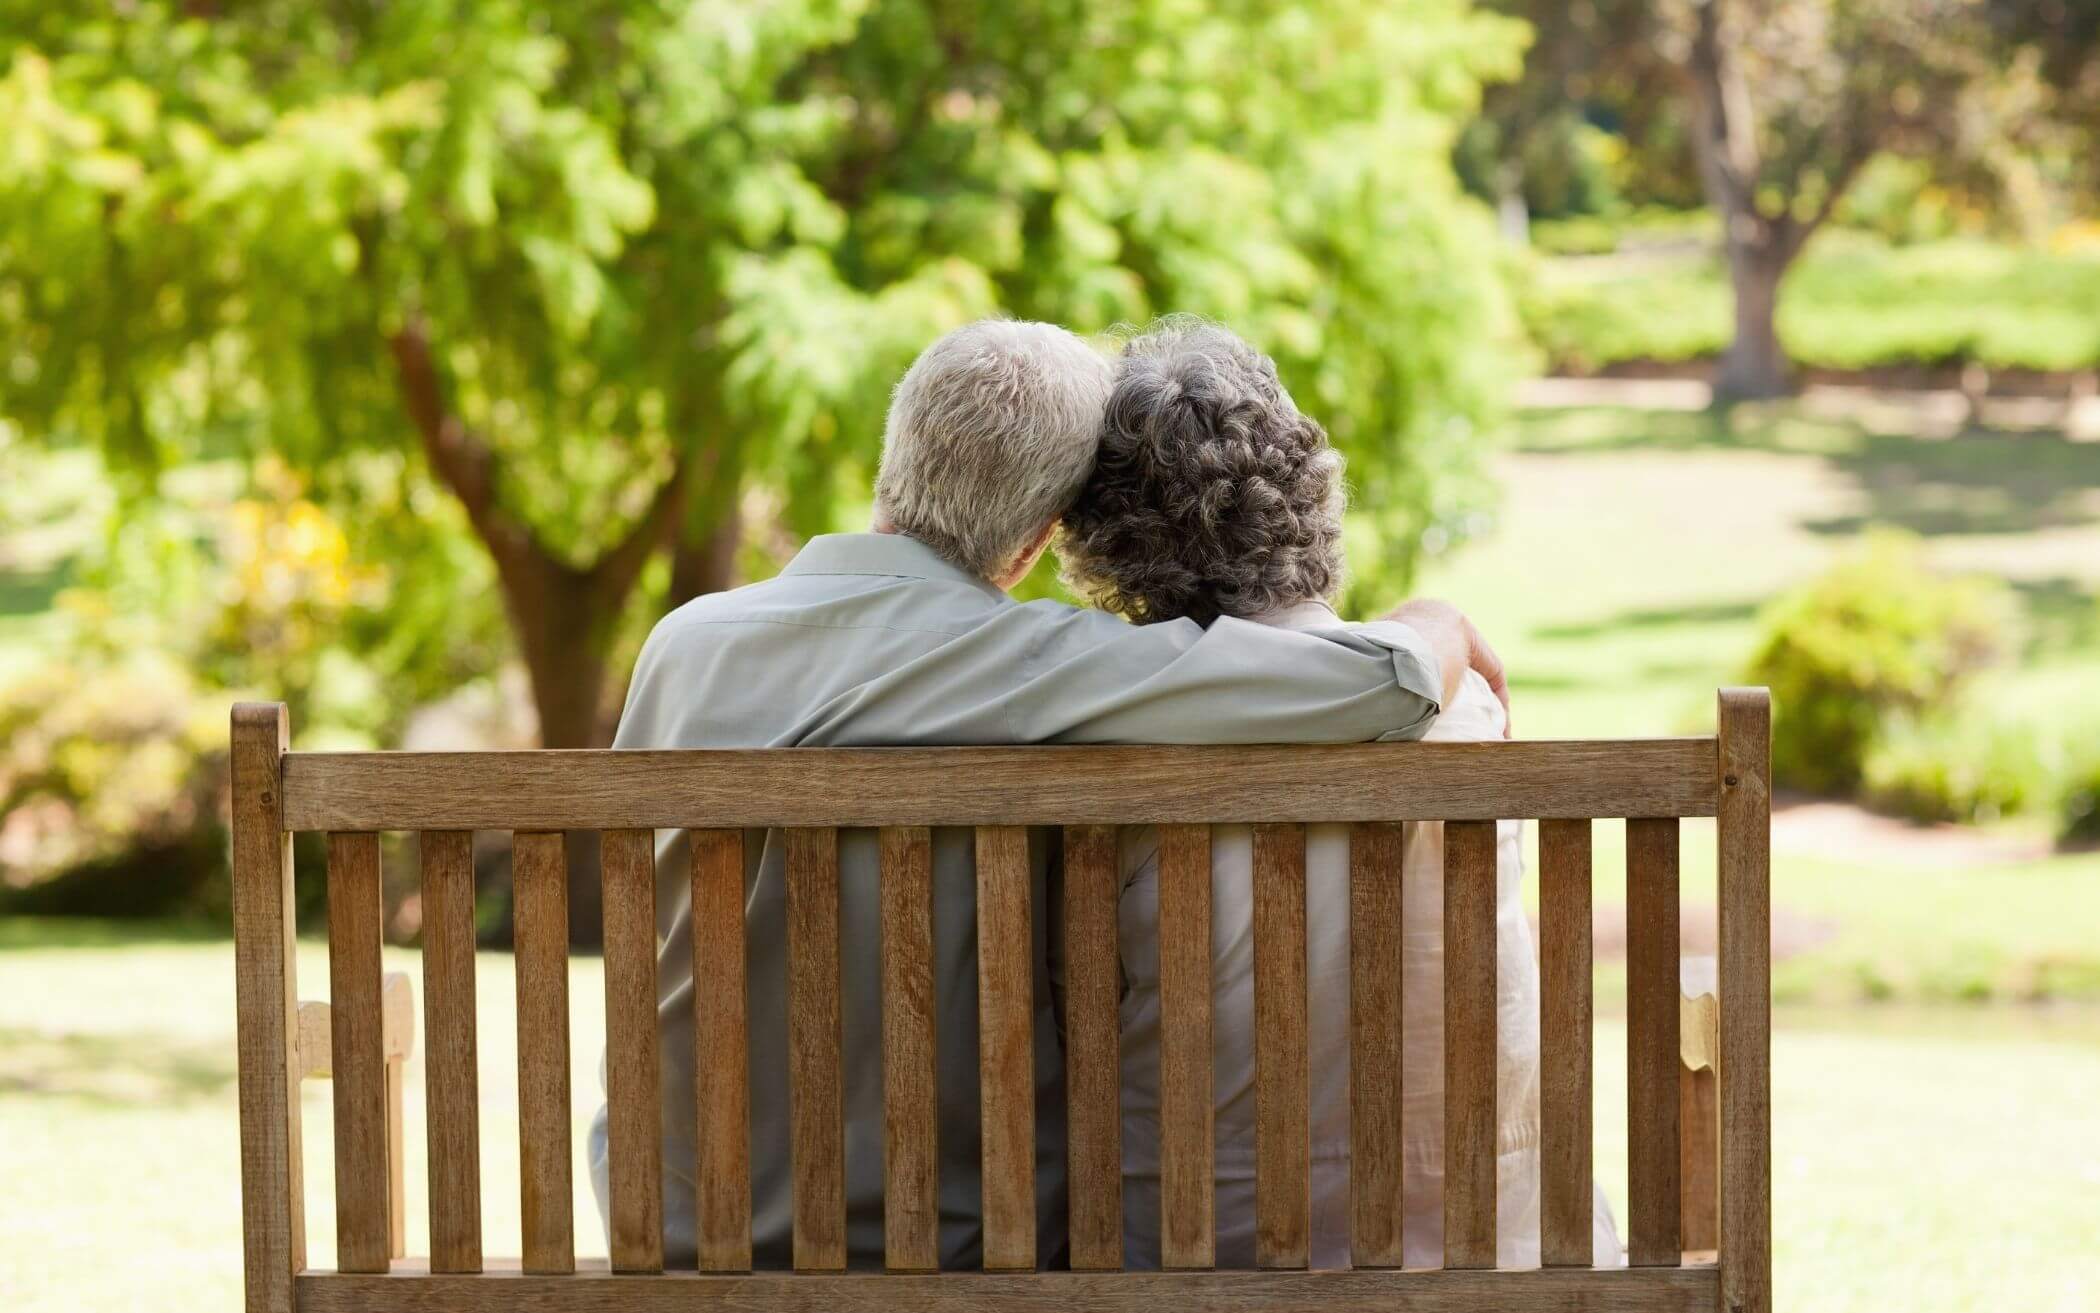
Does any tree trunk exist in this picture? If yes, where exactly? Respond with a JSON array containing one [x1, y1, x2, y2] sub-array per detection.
[[387, 323, 687, 948], [501, 556, 618, 749], [668, 434, 745, 611], [1683, 0, 1795, 402], [668, 494, 742, 609], [1716, 237, 1793, 401]]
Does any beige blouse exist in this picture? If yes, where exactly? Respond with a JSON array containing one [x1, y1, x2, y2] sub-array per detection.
[[1114, 601, 1623, 1269]]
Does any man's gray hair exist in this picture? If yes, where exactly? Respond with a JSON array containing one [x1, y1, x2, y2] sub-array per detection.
[[1060, 317, 1346, 626], [875, 319, 1114, 579]]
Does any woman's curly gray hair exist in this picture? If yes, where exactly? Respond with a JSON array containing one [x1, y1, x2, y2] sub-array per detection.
[[1059, 319, 1345, 626]]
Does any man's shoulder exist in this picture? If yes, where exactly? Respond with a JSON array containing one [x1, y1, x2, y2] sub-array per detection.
[[640, 570, 1002, 655]]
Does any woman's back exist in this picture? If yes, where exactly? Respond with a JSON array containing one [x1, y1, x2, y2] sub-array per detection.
[[1114, 626, 1619, 1268]]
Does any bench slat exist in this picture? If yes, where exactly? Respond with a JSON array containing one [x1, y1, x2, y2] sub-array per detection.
[[1062, 825, 1124, 1272], [1347, 822, 1405, 1269], [603, 828, 664, 1273], [786, 827, 847, 1272], [1157, 824, 1215, 1270], [1538, 818, 1594, 1267], [1442, 820, 1498, 1270], [1627, 818, 1683, 1266], [693, 828, 753, 1273], [297, 1262, 1724, 1313], [879, 827, 939, 1273], [977, 826, 1037, 1272], [1252, 823, 1310, 1269], [1717, 688, 1773, 1313], [512, 831, 574, 1274], [328, 831, 391, 1273], [282, 739, 1719, 831], [419, 830, 483, 1273], [231, 705, 304, 1313]]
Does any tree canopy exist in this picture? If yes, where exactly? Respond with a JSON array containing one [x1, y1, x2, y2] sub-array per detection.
[[2, 0, 1525, 750]]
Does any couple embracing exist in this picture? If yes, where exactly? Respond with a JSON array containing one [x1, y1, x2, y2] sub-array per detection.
[[595, 317, 1622, 1270]]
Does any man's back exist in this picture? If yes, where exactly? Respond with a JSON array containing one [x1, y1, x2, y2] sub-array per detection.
[[594, 532, 1444, 1268]]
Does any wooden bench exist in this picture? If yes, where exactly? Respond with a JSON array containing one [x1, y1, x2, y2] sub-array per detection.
[[231, 687, 1772, 1313]]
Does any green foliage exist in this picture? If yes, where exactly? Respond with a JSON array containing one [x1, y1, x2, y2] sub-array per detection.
[[0, 449, 503, 894], [1744, 531, 2016, 794], [1863, 714, 2056, 825], [1521, 230, 2100, 372], [1, 0, 1528, 751], [2058, 744, 2100, 848]]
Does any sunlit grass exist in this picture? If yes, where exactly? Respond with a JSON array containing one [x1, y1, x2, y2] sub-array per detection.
[[4, 927, 2095, 1310]]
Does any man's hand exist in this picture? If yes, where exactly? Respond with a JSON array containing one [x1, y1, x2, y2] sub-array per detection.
[[1383, 598, 1511, 736]]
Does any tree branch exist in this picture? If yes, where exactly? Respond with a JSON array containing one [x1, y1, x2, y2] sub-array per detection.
[[1682, 0, 1760, 225], [588, 454, 688, 600], [386, 320, 539, 575], [1791, 130, 1879, 253]]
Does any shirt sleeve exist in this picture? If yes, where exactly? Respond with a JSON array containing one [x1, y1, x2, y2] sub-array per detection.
[[997, 604, 1444, 745]]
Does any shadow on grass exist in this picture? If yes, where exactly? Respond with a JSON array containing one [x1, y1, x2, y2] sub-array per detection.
[[1518, 405, 2100, 538], [2014, 577, 2100, 659], [1803, 429, 2100, 538], [0, 917, 228, 952], [0, 1026, 236, 1107], [1531, 598, 1764, 641]]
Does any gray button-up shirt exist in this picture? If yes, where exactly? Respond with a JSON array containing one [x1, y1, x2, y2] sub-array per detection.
[[591, 532, 1443, 1270]]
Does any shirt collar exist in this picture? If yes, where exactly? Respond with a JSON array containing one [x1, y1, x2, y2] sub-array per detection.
[[1249, 599, 1344, 630], [781, 532, 1007, 601]]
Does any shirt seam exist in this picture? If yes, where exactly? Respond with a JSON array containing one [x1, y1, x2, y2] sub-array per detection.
[[658, 615, 969, 641]]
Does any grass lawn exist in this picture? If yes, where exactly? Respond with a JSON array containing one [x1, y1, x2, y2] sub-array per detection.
[[2, 925, 2095, 1311], [1520, 230, 2100, 373]]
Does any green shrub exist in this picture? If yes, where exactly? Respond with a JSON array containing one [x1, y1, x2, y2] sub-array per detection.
[[1744, 531, 2016, 794], [1864, 715, 2055, 825], [2059, 746, 2100, 847]]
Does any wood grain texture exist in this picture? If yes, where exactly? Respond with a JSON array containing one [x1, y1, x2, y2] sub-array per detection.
[[1060, 825, 1123, 1272], [1442, 820, 1499, 1271], [297, 1263, 1721, 1312], [601, 827, 663, 1274], [785, 827, 846, 1272], [1717, 688, 1773, 1313], [328, 831, 391, 1273], [1680, 1064, 1720, 1254], [879, 827, 939, 1273], [1537, 818, 1594, 1268], [1627, 817, 1683, 1267], [693, 828, 753, 1274], [976, 825, 1037, 1272], [1156, 824, 1215, 1270], [512, 831, 574, 1274], [296, 975, 414, 1079], [231, 703, 303, 1313], [1347, 822, 1405, 1269], [420, 829, 483, 1273], [282, 739, 1720, 831], [1251, 823, 1310, 1270]]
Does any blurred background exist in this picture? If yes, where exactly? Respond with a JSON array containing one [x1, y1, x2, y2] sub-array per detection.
[[1, 1, 2095, 1309]]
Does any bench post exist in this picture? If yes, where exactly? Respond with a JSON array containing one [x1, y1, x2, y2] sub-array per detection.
[[232, 702, 303, 1313], [1716, 688, 1771, 1313]]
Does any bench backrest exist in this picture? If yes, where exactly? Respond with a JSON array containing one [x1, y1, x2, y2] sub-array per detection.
[[229, 688, 1771, 1313]]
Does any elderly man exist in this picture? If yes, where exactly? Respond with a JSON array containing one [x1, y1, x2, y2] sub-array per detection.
[[593, 318, 1503, 1270]]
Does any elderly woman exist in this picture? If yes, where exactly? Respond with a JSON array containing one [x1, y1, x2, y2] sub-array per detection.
[[1060, 319, 1622, 1270]]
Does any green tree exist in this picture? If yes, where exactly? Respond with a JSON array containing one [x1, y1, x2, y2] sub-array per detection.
[[1471, 0, 2097, 399], [2, 0, 1523, 755]]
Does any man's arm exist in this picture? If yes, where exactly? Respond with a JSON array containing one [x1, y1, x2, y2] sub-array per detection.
[[1385, 598, 1511, 736], [988, 600, 1474, 745]]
